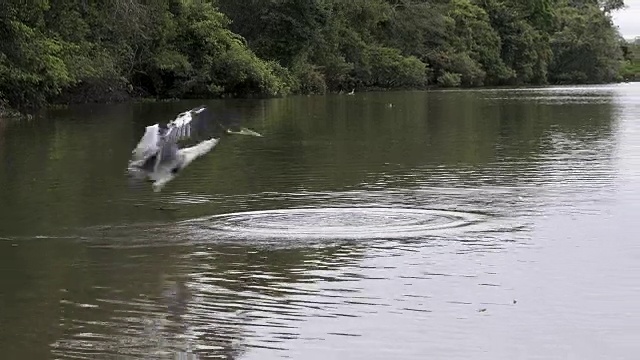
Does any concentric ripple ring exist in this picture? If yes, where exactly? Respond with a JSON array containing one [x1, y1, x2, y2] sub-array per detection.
[[180, 207, 486, 240]]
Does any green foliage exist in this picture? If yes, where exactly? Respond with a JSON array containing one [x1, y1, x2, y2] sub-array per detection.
[[0, 0, 292, 111], [448, 0, 513, 85], [620, 40, 640, 81], [437, 72, 463, 87], [548, 5, 622, 84], [481, 0, 551, 84], [365, 46, 426, 88], [148, 1, 291, 98], [289, 60, 327, 94], [621, 61, 640, 81], [0, 0, 630, 111], [0, 2, 76, 110]]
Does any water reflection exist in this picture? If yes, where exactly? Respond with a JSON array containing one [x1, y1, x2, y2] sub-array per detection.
[[43, 241, 370, 359], [0, 84, 636, 359]]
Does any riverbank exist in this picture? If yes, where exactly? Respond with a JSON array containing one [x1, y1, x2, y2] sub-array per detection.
[[621, 40, 640, 81], [4, 80, 639, 121], [0, 103, 23, 120], [622, 62, 640, 82]]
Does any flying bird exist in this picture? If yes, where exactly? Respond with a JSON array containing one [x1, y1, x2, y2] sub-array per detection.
[[127, 105, 261, 192]]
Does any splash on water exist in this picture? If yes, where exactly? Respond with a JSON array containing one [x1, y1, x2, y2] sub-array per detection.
[[179, 207, 487, 241]]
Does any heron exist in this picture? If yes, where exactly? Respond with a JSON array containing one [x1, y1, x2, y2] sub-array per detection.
[[127, 105, 261, 192]]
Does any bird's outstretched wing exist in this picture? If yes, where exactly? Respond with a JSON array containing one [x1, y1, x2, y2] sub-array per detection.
[[129, 105, 261, 172], [164, 105, 220, 144], [129, 106, 213, 168]]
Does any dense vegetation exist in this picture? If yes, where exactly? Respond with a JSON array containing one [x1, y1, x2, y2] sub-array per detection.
[[621, 37, 640, 81], [0, 0, 631, 113]]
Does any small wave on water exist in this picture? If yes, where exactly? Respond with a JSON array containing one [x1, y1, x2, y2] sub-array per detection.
[[178, 206, 488, 241]]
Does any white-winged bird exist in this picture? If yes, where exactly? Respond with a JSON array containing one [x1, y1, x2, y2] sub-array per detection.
[[127, 105, 261, 192]]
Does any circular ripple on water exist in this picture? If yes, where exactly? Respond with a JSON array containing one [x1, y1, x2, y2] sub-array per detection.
[[180, 207, 486, 241]]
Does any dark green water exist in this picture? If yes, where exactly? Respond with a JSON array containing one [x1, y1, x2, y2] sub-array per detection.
[[1, 84, 639, 359]]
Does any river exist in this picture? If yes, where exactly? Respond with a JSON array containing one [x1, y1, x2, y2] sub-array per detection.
[[1, 84, 639, 359]]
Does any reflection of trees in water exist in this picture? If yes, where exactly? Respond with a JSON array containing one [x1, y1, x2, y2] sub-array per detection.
[[0, 118, 6, 144], [0, 90, 620, 235], [41, 236, 366, 359], [163, 242, 366, 358], [0, 104, 140, 235], [0, 99, 276, 235], [0, 86, 630, 358], [0, 239, 79, 359], [217, 88, 619, 194], [149, 274, 248, 360]]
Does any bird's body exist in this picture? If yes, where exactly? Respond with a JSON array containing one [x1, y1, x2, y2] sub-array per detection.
[[127, 105, 259, 191]]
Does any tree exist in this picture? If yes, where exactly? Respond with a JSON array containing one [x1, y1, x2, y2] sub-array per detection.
[[548, 5, 622, 83], [0, 0, 630, 113]]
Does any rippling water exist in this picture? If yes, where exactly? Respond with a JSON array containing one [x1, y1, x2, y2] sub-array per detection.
[[1, 84, 640, 359]]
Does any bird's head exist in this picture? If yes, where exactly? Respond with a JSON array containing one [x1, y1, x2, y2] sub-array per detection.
[[152, 177, 174, 192]]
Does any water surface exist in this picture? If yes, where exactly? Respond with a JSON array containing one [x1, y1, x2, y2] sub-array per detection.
[[1, 84, 639, 359]]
